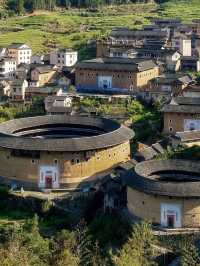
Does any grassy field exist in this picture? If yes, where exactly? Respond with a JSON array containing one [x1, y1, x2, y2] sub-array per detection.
[[0, 3, 156, 57], [0, 1, 199, 57], [158, 0, 200, 21]]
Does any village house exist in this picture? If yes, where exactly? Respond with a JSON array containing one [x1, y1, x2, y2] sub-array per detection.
[[0, 80, 11, 99], [170, 130, 200, 147], [31, 54, 45, 64], [181, 56, 200, 71], [162, 97, 200, 134], [96, 27, 169, 58], [44, 95, 72, 115], [183, 83, 200, 97], [50, 48, 78, 68], [151, 18, 182, 27], [10, 79, 28, 102], [75, 57, 159, 94], [25, 86, 63, 101], [136, 48, 181, 71], [0, 48, 7, 59], [29, 65, 57, 87], [0, 57, 17, 79], [7, 43, 32, 65], [171, 37, 192, 56], [15, 63, 31, 80], [140, 74, 193, 102], [109, 47, 138, 58]]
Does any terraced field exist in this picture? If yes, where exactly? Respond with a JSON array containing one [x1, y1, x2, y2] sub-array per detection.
[[0, 1, 199, 58]]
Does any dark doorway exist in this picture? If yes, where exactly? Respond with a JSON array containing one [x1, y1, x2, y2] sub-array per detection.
[[167, 215, 175, 228], [45, 176, 52, 189]]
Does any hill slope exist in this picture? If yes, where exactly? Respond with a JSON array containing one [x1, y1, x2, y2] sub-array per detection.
[[0, 1, 199, 57]]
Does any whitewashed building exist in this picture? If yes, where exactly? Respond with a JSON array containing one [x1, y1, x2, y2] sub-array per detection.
[[7, 43, 32, 65], [50, 48, 78, 68], [0, 57, 17, 79]]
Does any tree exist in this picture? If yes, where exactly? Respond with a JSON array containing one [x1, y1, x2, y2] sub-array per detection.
[[17, 0, 25, 14], [179, 237, 200, 266], [114, 221, 157, 266], [127, 100, 144, 115], [51, 229, 79, 266], [22, 214, 51, 266]]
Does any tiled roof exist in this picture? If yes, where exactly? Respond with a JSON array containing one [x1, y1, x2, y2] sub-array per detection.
[[122, 159, 200, 197], [8, 43, 31, 49], [76, 57, 157, 72], [174, 130, 200, 142], [162, 97, 200, 113], [0, 115, 134, 151], [151, 74, 192, 85], [110, 28, 168, 38]]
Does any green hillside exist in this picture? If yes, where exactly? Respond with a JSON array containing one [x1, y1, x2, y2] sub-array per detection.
[[0, 0, 199, 57]]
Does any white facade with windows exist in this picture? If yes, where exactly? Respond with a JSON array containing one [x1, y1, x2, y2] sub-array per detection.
[[50, 49, 78, 68], [17, 47, 32, 64], [0, 58, 16, 79], [184, 119, 200, 131], [31, 54, 44, 64], [7, 44, 32, 65]]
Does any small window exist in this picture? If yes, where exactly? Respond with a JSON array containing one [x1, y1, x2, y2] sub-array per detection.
[[31, 159, 35, 164], [76, 159, 80, 164], [169, 119, 172, 123], [54, 159, 58, 164], [169, 127, 173, 132]]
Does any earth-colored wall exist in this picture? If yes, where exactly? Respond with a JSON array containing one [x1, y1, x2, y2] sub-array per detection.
[[0, 141, 130, 188], [163, 112, 200, 134], [128, 187, 200, 227], [75, 67, 159, 90]]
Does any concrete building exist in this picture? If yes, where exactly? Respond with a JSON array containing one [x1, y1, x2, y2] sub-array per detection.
[[0, 48, 7, 59], [50, 49, 78, 68], [0, 115, 134, 189], [31, 54, 44, 64], [141, 74, 193, 102], [162, 97, 200, 134], [172, 38, 192, 57], [0, 57, 17, 79], [75, 57, 159, 94], [10, 79, 28, 102], [45, 95, 72, 115], [7, 43, 32, 65], [0, 80, 11, 98]]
